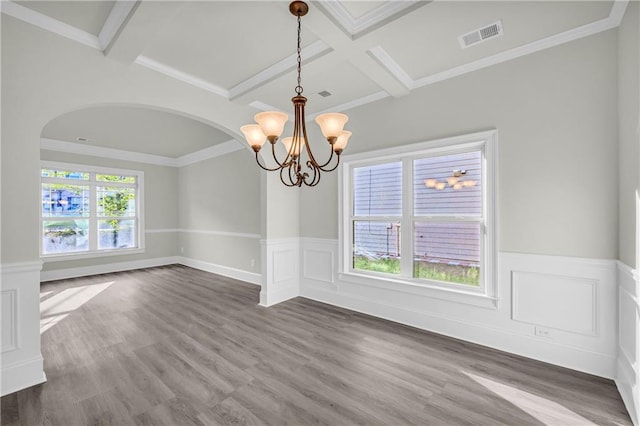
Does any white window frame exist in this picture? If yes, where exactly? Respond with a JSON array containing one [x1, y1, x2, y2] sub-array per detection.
[[339, 130, 498, 308], [40, 161, 145, 261]]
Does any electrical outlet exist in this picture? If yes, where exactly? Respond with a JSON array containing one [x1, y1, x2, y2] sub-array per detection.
[[251, 259, 256, 268], [534, 326, 552, 339], [181, 247, 184, 255]]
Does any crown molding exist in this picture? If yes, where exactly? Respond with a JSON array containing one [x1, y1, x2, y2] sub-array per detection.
[[316, 0, 424, 39], [174, 140, 244, 167], [1, 0, 102, 50], [41, 138, 176, 166], [229, 40, 333, 100], [98, 0, 138, 52], [372, 0, 629, 91], [134, 55, 230, 98], [40, 138, 242, 167]]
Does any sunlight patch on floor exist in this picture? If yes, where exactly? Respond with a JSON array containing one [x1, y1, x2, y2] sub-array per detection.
[[40, 281, 114, 334], [463, 371, 597, 425]]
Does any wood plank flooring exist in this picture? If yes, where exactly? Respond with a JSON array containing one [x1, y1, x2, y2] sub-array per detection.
[[1, 265, 632, 425]]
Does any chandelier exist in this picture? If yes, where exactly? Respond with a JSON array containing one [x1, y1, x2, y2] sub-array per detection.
[[240, 1, 352, 187]]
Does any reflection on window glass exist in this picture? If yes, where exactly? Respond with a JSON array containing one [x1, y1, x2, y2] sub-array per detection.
[[413, 221, 480, 286], [414, 151, 482, 216], [96, 174, 136, 183], [42, 184, 90, 217], [42, 220, 89, 254], [41, 169, 89, 180], [97, 187, 136, 217], [98, 219, 135, 250], [41, 164, 141, 256], [353, 220, 401, 275], [353, 162, 402, 216]]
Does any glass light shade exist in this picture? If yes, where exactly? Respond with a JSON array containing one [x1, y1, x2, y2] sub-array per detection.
[[435, 182, 446, 190], [463, 180, 477, 187], [447, 176, 459, 186], [240, 124, 267, 148], [333, 131, 352, 152], [281, 137, 301, 157], [424, 178, 437, 188], [254, 111, 288, 138], [315, 113, 349, 139], [453, 183, 463, 190]]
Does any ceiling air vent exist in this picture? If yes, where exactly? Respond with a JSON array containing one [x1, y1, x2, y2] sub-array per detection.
[[459, 20, 503, 49], [318, 90, 332, 98]]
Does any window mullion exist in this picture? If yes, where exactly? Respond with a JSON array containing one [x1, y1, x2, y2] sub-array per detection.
[[400, 158, 413, 279], [89, 172, 97, 251]]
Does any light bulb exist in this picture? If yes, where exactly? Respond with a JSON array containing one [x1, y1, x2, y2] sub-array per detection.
[[435, 182, 446, 190]]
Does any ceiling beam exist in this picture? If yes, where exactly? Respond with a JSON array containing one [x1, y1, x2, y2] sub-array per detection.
[[300, 4, 411, 98], [104, 0, 184, 63]]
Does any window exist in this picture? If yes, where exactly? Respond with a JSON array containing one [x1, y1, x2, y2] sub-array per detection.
[[341, 131, 496, 300], [41, 162, 144, 259]]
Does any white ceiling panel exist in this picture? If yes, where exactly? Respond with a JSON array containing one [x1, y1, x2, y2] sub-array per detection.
[[340, 1, 389, 19], [373, 1, 614, 80], [14, 0, 114, 36], [42, 106, 233, 158], [244, 56, 383, 115], [140, 1, 320, 90]]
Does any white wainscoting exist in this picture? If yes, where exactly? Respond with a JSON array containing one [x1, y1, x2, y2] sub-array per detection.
[[299, 238, 618, 379], [1, 261, 47, 396], [260, 238, 300, 307], [616, 261, 639, 426]]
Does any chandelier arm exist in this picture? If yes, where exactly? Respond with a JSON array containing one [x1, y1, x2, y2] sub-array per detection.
[[304, 161, 321, 186], [255, 150, 283, 172], [280, 164, 297, 187], [314, 141, 338, 169], [317, 153, 341, 172], [269, 140, 289, 169]]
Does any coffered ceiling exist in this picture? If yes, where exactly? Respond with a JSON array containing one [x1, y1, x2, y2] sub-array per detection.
[[1, 0, 627, 159]]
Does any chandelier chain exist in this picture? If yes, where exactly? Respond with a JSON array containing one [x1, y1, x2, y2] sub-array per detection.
[[295, 14, 303, 95]]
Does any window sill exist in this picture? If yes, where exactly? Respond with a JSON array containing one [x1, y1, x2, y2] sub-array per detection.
[[41, 247, 145, 263], [338, 271, 499, 309]]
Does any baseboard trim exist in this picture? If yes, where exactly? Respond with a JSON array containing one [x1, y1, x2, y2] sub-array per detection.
[[260, 285, 298, 307], [301, 284, 616, 379], [1, 355, 46, 397], [177, 256, 261, 286], [40, 256, 180, 282]]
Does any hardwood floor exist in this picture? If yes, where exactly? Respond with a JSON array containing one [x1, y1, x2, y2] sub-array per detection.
[[1, 265, 631, 425]]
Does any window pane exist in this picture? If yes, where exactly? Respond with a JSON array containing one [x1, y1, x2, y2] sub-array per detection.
[[42, 184, 90, 217], [413, 221, 480, 286], [99, 219, 136, 250], [41, 169, 89, 180], [414, 151, 482, 216], [42, 220, 89, 254], [97, 187, 136, 217], [353, 162, 402, 216], [353, 220, 400, 275], [97, 174, 136, 184]]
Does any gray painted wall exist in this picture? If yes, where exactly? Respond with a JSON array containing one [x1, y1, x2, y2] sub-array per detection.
[[301, 29, 619, 261], [178, 149, 261, 272], [39, 150, 179, 273]]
